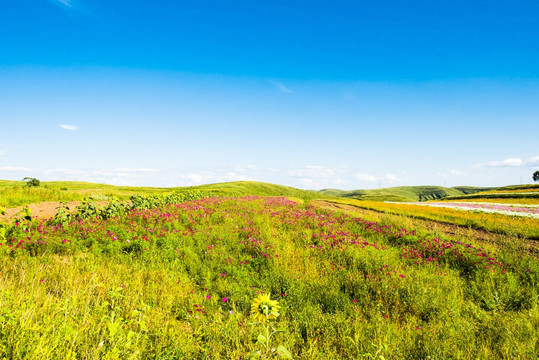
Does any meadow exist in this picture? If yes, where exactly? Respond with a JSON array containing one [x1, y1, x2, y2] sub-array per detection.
[[332, 199, 539, 240], [0, 186, 538, 359]]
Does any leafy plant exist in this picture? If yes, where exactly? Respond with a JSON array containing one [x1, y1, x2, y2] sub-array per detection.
[[22, 177, 40, 187], [249, 293, 292, 359]]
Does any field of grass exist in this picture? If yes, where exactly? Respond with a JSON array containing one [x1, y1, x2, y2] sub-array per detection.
[[0, 180, 329, 209], [443, 198, 539, 205], [0, 193, 538, 359], [444, 184, 539, 201], [327, 198, 539, 239], [319, 186, 491, 202]]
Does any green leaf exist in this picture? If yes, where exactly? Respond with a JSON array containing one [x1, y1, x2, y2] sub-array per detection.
[[256, 334, 267, 344], [277, 345, 293, 359], [247, 351, 262, 359]]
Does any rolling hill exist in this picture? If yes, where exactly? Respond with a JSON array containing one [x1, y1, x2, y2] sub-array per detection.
[[319, 185, 494, 202]]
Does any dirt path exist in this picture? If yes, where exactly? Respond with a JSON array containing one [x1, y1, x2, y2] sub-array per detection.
[[1, 201, 109, 222], [312, 200, 539, 254]]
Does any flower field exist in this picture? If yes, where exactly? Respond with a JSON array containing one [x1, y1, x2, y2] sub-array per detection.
[[446, 198, 539, 206], [337, 199, 539, 239], [0, 196, 538, 359], [401, 202, 539, 219]]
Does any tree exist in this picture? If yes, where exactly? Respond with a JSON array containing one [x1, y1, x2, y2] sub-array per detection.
[[534, 171, 539, 182], [22, 177, 40, 187]]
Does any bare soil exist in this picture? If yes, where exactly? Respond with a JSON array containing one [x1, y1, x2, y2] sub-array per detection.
[[1, 201, 109, 222]]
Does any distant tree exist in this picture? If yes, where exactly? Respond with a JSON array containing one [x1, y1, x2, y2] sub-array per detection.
[[22, 177, 40, 187], [534, 171, 539, 182]]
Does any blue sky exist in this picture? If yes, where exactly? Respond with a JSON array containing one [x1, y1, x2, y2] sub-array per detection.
[[1, 0, 538, 189]]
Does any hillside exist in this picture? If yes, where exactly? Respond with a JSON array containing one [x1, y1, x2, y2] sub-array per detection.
[[444, 184, 539, 200], [0, 180, 329, 208], [174, 180, 328, 200], [319, 185, 493, 202]]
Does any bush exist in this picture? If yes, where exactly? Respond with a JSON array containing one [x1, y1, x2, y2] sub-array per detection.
[[22, 177, 40, 187]]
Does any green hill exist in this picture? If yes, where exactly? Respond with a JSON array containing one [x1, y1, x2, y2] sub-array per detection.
[[319, 185, 491, 202], [172, 181, 329, 200], [0, 180, 329, 208], [444, 184, 539, 200]]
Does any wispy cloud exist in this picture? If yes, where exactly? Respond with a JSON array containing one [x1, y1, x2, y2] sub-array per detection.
[[474, 156, 539, 169], [234, 165, 259, 173], [56, 0, 73, 7], [115, 168, 160, 173], [59, 124, 78, 131], [288, 165, 335, 179], [438, 168, 466, 178], [487, 158, 523, 167], [355, 172, 377, 182], [354, 172, 402, 185], [269, 80, 293, 93], [0, 166, 32, 172], [526, 156, 539, 167]]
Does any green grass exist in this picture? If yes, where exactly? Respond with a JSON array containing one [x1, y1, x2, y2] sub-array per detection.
[[0, 196, 537, 359], [0, 180, 332, 208], [445, 184, 539, 201], [319, 185, 479, 202]]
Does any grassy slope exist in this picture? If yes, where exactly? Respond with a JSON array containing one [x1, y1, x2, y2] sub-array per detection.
[[177, 181, 328, 200], [319, 185, 474, 202], [1, 196, 537, 359], [0, 180, 330, 208], [444, 184, 539, 200]]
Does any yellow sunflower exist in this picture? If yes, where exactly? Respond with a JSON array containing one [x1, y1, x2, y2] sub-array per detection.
[[250, 293, 280, 323]]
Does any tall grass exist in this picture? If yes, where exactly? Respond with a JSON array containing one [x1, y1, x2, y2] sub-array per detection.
[[0, 196, 537, 359], [0, 180, 331, 208], [332, 199, 539, 239], [0, 185, 85, 208]]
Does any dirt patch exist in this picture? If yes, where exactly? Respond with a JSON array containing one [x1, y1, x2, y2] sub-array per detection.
[[1, 201, 109, 222], [312, 200, 539, 254]]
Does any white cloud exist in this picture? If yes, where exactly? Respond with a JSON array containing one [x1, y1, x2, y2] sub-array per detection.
[[59, 124, 78, 131], [475, 156, 539, 169], [355, 172, 377, 182], [487, 158, 522, 167], [181, 172, 216, 185], [438, 169, 466, 178], [474, 157, 523, 168], [288, 165, 335, 178], [115, 168, 160, 173], [0, 166, 32, 172], [223, 172, 255, 181], [525, 156, 539, 167], [285, 166, 356, 189], [56, 0, 72, 7], [269, 80, 293, 94], [385, 174, 399, 182], [234, 165, 259, 173], [448, 169, 464, 175]]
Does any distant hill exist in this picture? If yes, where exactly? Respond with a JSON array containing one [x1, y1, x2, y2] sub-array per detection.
[[172, 181, 329, 201], [0, 180, 331, 208], [319, 185, 495, 202], [445, 184, 539, 200]]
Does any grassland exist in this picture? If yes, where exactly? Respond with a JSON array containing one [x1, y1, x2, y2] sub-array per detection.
[[0, 181, 538, 359], [444, 184, 539, 201], [1, 195, 538, 359], [319, 185, 492, 202], [0, 180, 329, 208], [327, 198, 539, 239]]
